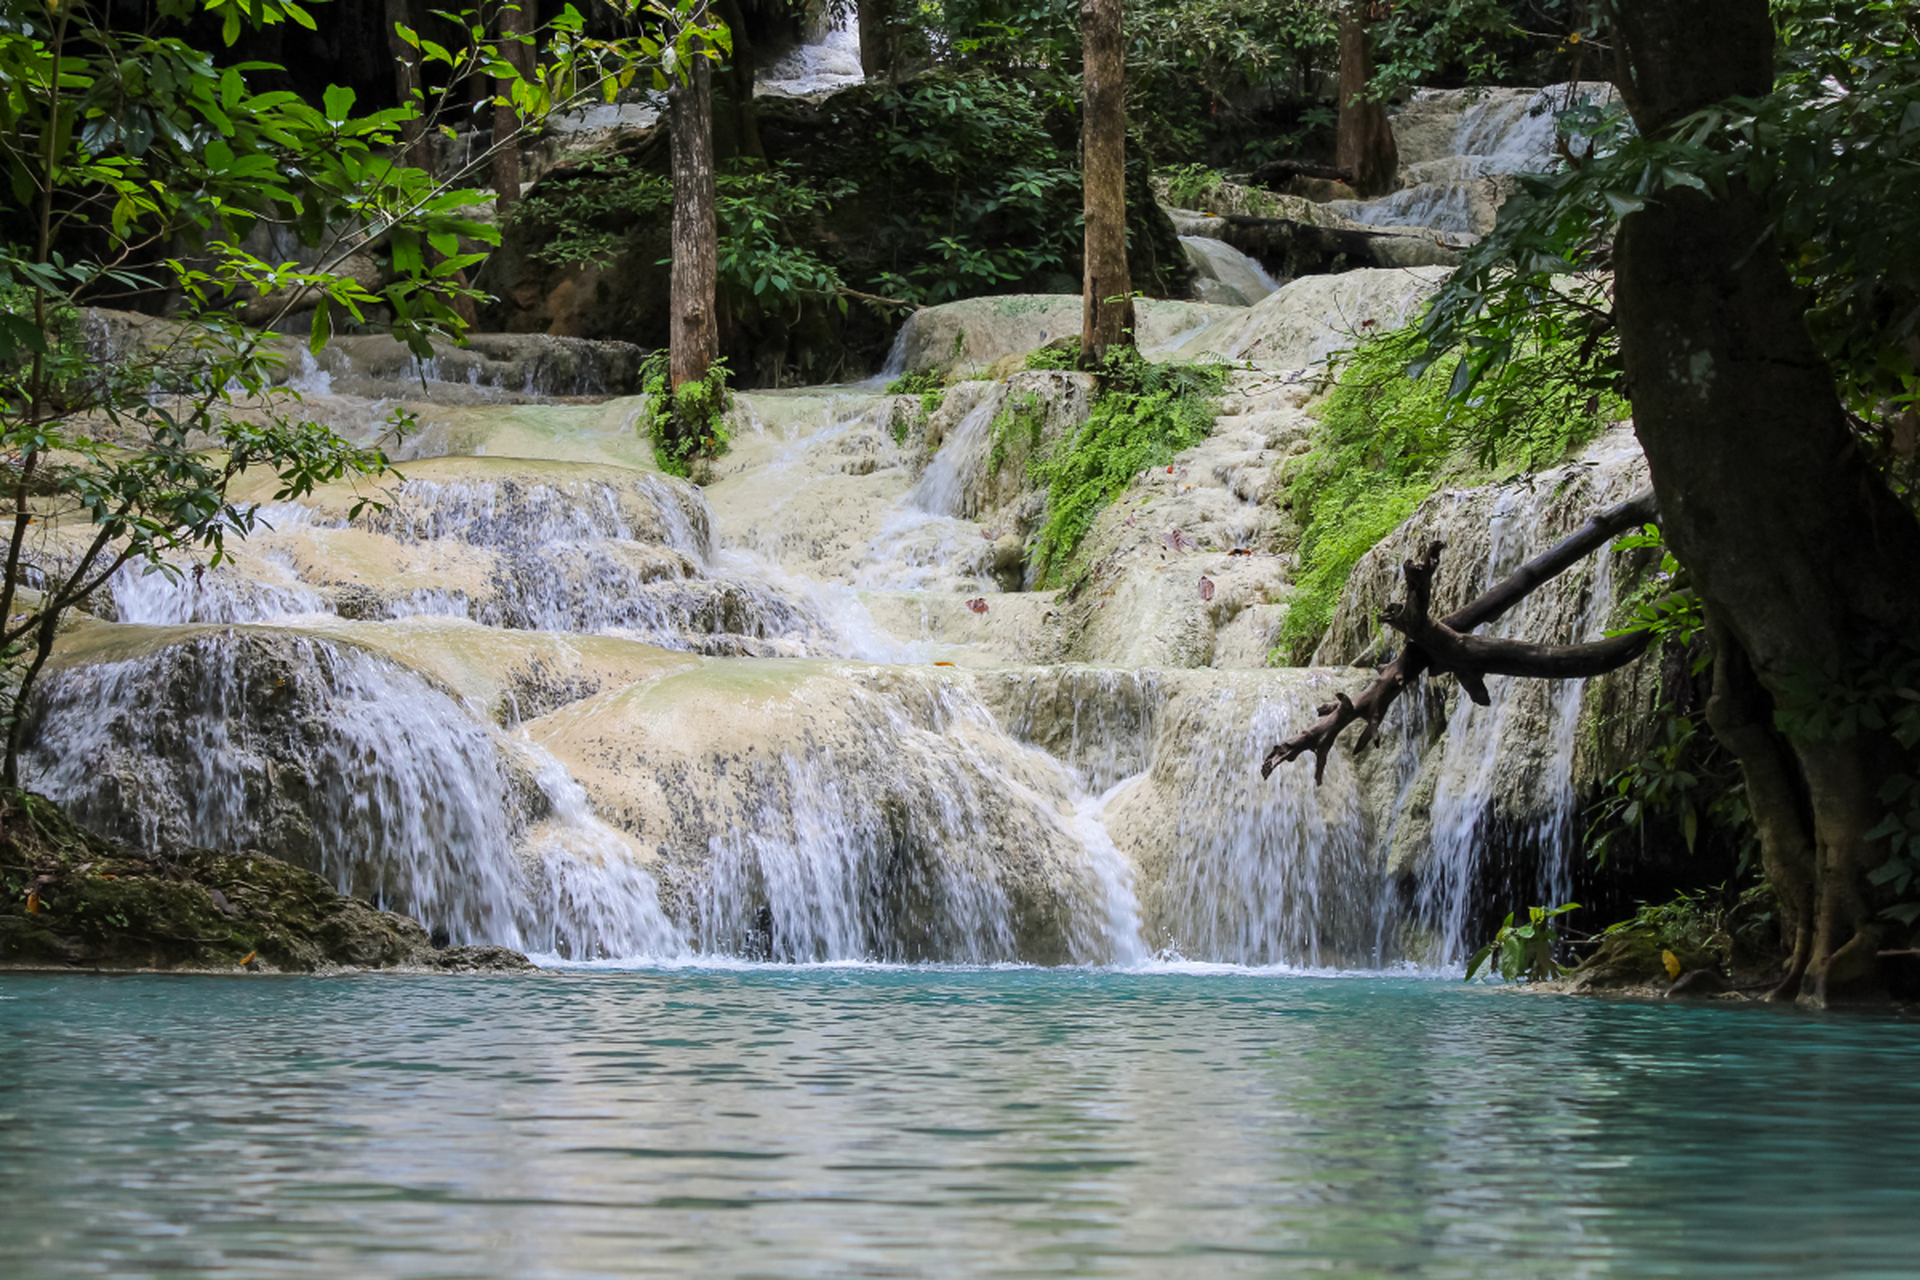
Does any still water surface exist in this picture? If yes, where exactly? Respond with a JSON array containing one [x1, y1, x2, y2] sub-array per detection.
[[1, 967, 1915, 1278]]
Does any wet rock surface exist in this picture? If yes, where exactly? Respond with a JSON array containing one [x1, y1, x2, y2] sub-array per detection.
[[0, 789, 531, 972]]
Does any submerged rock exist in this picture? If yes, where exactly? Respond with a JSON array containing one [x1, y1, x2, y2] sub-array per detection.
[[0, 790, 532, 972]]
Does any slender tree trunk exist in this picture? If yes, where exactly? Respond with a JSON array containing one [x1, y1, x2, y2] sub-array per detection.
[[1606, 0, 1920, 1002], [1079, 0, 1133, 364], [669, 27, 719, 394], [1334, 4, 1396, 198], [716, 0, 763, 161], [858, 0, 893, 82], [384, 0, 431, 171], [493, 0, 533, 209]]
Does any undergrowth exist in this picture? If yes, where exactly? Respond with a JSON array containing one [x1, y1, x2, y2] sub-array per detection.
[[1274, 323, 1623, 663], [1027, 348, 1229, 587], [640, 353, 733, 479]]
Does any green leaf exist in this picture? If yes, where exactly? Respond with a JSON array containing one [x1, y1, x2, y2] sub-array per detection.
[[1465, 942, 1494, 982], [0, 312, 47, 359], [308, 301, 333, 355], [322, 84, 356, 123]]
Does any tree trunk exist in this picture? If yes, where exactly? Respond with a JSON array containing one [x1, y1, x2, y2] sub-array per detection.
[[384, 0, 430, 171], [1607, 0, 1920, 1002], [669, 30, 719, 395], [1334, 5, 1396, 199], [492, 0, 534, 209], [715, 0, 763, 161], [1078, 0, 1133, 364], [858, 0, 893, 82]]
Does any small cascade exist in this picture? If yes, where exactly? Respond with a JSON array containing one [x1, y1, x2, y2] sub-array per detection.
[[21, 631, 683, 959], [756, 20, 864, 100], [909, 394, 999, 518], [534, 664, 1148, 965], [1409, 488, 1622, 961], [373, 473, 712, 563], [1180, 236, 1279, 307], [1108, 676, 1381, 967], [976, 666, 1160, 795], [110, 562, 329, 625], [1320, 429, 1651, 964], [513, 743, 689, 960], [1333, 83, 1618, 236]]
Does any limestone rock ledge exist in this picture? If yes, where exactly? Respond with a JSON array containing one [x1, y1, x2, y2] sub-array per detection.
[[0, 790, 531, 974]]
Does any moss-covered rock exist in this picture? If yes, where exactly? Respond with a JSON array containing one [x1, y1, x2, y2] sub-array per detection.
[[1568, 885, 1783, 995], [0, 790, 531, 973]]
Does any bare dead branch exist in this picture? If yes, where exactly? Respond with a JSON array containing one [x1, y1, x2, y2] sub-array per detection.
[[1262, 485, 1659, 782]]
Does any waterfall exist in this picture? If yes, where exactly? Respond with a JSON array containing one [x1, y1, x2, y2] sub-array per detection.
[[1410, 488, 1622, 962], [756, 20, 864, 100], [908, 393, 1000, 518], [20, 631, 679, 958], [1107, 675, 1382, 967], [1333, 83, 1619, 235], [33, 222, 1649, 972], [1321, 430, 1650, 965], [1180, 236, 1279, 307]]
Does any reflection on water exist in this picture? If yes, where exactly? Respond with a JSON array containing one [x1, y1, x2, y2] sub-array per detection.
[[0, 969, 1914, 1278]]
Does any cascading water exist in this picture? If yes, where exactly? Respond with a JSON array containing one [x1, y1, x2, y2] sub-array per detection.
[[756, 20, 864, 100], [36, 127, 1644, 970], [1409, 492, 1624, 962], [20, 631, 681, 958], [1104, 676, 1382, 967], [1332, 83, 1619, 235], [1318, 430, 1651, 966]]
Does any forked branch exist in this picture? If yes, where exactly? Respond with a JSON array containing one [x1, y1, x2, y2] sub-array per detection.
[[1262, 486, 1658, 783]]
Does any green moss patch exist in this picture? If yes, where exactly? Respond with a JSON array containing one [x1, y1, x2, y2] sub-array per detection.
[[0, 790, 530, 973]]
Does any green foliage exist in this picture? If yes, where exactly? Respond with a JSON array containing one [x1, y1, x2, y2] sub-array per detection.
[[511, 157, 673, 270], [1466, 903, 1580, 983], [1587, 712, 1753, 871], [1419, 12, 1919, 501], [885, 370, 946, 397], [1585, 884, 1781, 985], [512, 157, 849, 318], [1161, 163, 1226, 208], [639, 352, 732, 478], [1274, 321, 1619, 662], [1021, 339, 1080, 372], [1026, 350, 1228, 586], [715, 162, 850, 314], [772, 69, 1185, 310]]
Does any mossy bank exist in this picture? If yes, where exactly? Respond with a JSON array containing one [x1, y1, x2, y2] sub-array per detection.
[[0, 791, 531, 974]]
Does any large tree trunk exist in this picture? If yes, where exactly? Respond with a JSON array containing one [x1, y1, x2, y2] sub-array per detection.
[[1607, 0, 1920, 1002], [1334, 4, 1396, 199], [1078, 0, 1133, 364], [669, 31, 719, 394], [492, 0, 534, 209]]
